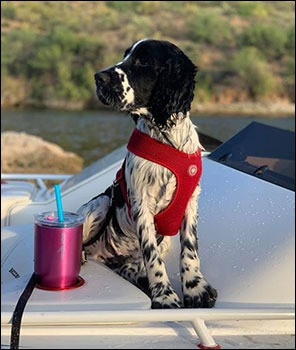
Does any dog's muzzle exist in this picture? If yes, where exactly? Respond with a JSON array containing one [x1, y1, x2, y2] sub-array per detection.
[[94, 70, 123, 108]]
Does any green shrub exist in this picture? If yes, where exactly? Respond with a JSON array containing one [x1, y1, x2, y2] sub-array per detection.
[[128, 16, 154, 37], [195, 71, 214, 102], [29, 45, 63, 73], [72, 63, 94, 98], [1, 29, 38, 76], [286, 56, 295, 77], [106, 1, 140, 12], [286, 25, 295, 56], [1, 2, 17, 19], [136, 1, 162, 15], [232, 47, 276, 98], [240, 24, 287, 59], [91, 7, 121, 30], [235, 1, 268, 17], [161, 1, 185, 12], [1, 1, 294, 108], [2, 23, 104, 103], [187, 9, 232, 47]]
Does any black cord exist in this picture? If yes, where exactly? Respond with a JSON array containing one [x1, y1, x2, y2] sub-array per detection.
[[10, 273, 38, 349]]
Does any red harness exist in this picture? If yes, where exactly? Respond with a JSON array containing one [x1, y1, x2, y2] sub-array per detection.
[[116, 128, 202, 236]]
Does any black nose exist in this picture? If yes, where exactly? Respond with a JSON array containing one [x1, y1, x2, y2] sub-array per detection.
[[94, 71, 110, 85]]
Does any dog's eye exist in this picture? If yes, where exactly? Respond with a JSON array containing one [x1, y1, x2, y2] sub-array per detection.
[[135, 57, 149, 67]]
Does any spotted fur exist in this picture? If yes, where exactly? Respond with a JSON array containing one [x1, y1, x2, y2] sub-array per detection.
[[79, 39, 217, 308]]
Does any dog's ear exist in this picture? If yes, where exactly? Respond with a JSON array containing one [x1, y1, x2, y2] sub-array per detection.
[[148, 48, 197, 128]]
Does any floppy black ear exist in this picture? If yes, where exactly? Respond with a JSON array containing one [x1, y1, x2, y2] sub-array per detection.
[[148, 49, 197, 128]]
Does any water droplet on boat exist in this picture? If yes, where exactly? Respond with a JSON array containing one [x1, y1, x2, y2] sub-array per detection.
[[233, 265, 238, 269], [241, 268, 245, 272], [253, 258, 259, 262]]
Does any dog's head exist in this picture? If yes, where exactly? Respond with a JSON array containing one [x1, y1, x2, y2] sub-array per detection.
[[95, 39, 197, 128]]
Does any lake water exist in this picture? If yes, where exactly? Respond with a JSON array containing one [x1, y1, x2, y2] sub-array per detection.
[[2, 108, 295, 167]]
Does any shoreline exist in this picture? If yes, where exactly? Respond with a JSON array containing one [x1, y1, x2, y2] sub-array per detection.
[[1, 101, 295, 118], [192, 101, 295, 117]]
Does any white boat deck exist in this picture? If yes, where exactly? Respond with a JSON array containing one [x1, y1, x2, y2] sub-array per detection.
[[1, 148, 295, 348]]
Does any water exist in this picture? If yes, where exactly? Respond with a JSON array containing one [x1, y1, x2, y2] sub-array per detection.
[[2, 108, 295, 166]]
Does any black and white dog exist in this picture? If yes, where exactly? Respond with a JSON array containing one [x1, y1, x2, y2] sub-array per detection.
[[78, 39, 217, 309]]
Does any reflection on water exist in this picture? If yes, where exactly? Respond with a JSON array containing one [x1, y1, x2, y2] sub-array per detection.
[[2, 108, 295, 167]]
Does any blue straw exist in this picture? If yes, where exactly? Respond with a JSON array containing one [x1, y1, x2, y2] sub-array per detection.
[[54, 184, 64, 222]]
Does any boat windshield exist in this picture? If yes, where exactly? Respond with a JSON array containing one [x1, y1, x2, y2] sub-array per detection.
[[208, 122, 295, 191], [60, 146, 126, 193]]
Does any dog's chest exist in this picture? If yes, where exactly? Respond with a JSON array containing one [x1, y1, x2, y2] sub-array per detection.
[[126, 154, 177, 215]]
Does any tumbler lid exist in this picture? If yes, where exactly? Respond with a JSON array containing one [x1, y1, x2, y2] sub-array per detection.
[[34, 211, 84, 228]]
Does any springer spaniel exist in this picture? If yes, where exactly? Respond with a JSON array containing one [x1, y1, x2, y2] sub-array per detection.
[[78, 39, 217, 309]]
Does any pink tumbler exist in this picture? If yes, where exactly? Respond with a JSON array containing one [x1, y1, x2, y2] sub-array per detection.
[[34, 211, 84, 290]]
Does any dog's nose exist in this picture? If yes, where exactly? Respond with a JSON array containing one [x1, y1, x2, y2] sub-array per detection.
[[94, 71, 110, 85]]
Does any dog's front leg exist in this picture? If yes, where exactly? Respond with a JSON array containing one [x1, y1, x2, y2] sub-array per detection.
[[108, 256, 150, 294], [134, 207, 182, 309], [180, 187, 217, 308]]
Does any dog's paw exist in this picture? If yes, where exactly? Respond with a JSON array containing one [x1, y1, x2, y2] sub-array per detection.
[[151, 297, 182, 309], [151, 285, 182, 309], [183, 279, 217, 308]]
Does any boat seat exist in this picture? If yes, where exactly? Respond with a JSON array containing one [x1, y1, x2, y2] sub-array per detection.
[[1, 224, 151, 325]]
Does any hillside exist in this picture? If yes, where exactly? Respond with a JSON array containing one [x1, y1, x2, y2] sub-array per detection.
[[1, 1, 295, 114]]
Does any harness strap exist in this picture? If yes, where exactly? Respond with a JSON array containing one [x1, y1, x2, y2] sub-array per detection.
[[117, 128, 202, 236]]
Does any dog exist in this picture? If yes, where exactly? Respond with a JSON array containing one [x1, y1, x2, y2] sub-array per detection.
[[77, 39, 217, 309]]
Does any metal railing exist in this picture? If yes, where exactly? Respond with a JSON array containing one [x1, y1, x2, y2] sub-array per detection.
[[1, 307, 294, 348], [1, 173, 72, 192]]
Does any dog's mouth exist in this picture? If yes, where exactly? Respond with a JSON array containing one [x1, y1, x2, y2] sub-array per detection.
[[96, 85, 111, 106]]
